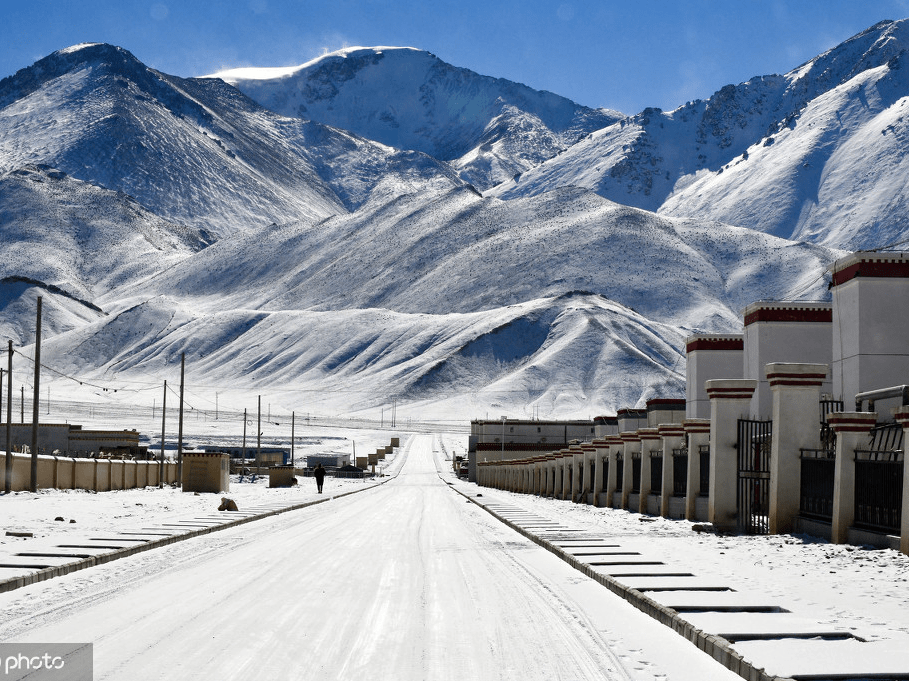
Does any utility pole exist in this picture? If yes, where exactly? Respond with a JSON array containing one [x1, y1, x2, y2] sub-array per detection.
[[20, 386, 23, 423], [0, 368, 4, 425], [4, 343, 12, 493], [241, 408, 247, 471], [177, 352, 185, 485], [256, 395, 261, 477], [29, 297, 41, 493], [159, 380, 167, 488], [291, 411, 295, 467]]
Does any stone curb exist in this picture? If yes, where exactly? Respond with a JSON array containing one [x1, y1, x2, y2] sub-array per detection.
[[449, 484, 795, 681], [0, 470, 400, 595]]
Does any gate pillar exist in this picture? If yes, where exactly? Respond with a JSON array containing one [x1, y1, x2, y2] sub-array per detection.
[[571, 446, 584, 503], [658, 424, 686, 518], [638, 429, 661, 514], [893, 407, 909, 555], [829, 412, 878, 544], [766, 363, 829, 534], [707, 379, 757, 532], [604, 436, 621, 508], [620, 433, 641, 510], [592, 439, 607, 507], [684, 419, 711, 521]]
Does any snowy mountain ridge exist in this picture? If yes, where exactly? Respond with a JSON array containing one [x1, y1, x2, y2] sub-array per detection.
[[2, 25, 900, 420], [208, 46, 624, 191], [489, 19, 909, 251]]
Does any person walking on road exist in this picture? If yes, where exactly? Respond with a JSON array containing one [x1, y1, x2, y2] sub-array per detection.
[[314, 463, 326, 493]]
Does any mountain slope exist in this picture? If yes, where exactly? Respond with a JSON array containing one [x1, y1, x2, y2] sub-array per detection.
[[38, 292, 688, 420], [121, 184, 841, 331], [208, 47, 622, 191], [488, 20, 909, 251], [0, 43, 463, 238], [1, 35, 889, 421]]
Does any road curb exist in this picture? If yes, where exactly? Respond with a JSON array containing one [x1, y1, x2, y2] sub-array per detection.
[[0, 470, 400, 595], [448, 483, 795, 681]]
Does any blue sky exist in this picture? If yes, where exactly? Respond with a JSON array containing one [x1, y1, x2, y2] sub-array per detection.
[[3, 1, 909, 114]]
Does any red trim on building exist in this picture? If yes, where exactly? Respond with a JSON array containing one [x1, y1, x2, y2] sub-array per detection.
[[766, 372, 828, 388], [476, 443, 566, 452], [706, 387, 756, 399], [828, 415, 878, 432], [830, 259, 909, 288], [657, 426, 686, 436], [646, 398, 685, 409], [617, 408, 647, 418], [686, 338, 744, 353], [743, 307, 832, 326]]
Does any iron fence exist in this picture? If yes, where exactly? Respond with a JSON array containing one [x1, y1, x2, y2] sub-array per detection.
[[672, 447, 687, 496], [699, 445, 710, 497], [631, 453, 641, 494], [737, 419, 773, 535], [853, 422, 903, 534], [799, 449, 835, 521], [650, 449, 662, 494]]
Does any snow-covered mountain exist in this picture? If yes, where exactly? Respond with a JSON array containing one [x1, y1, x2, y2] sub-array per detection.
[[0, 43, 463, 239], [5, 25, 901, 421], [488, 20, 909, 251], [208, 47, 623, 192]]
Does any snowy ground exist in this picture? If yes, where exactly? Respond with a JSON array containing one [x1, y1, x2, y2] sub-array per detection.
[[3, 427, 909, 679], [0, 433, 746, 681]]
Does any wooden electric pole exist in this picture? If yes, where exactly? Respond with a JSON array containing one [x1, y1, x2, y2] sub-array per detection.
[[256, 395, 261, 477], [159, 380, 167, 488], [241, 408, 247, 470], [4, 342, 11, 493], [29, 296, 41, 493], [177, 352, 185, 485]]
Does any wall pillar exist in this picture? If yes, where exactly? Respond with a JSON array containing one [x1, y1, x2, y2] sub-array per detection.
[[638, 429, 661, 514], [620, 433, 640, 510], [581, 444, 596, 504], [604, 436, 620, 508], [658, 424, 686, 518], [766, 363, 829, 534], [592, 439, 607, 507], [707, 380, 758, 532], [683, 419, 711, 521], [571, 446, 583, 503], [829, 412, 878, 544]]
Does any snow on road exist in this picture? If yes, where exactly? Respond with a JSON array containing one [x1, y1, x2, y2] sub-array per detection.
[[0, 434, 741, 681]]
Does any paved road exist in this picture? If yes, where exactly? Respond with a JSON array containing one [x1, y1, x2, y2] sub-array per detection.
[[0, 435, 740, 680]]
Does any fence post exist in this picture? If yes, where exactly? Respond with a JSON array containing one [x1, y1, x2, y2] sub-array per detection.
[[659, 424, 686, 518], [620, 433, 640, 510], [829, 412, 878, 544], [638, 429, 660, 514], [604, 437, 620, 508], [893, 407, 909, 555], [592, 439, 607, 507], [706, 379, 758, 532], [683, 419, 711, 521], [766, 363, 829, 534]]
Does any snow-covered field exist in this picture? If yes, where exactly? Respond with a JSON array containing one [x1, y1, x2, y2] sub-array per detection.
[[3, 426, 909, 679]]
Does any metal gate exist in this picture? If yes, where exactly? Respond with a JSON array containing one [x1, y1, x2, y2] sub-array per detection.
[[737, 419, 772, 534]]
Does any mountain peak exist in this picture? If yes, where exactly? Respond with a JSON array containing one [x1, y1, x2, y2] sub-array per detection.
[[209, 45, 623, 190]]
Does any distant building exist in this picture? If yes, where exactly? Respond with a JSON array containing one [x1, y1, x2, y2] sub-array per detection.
[[201, 446, 288, 466], [467, 418, 597, 482], [3, 423, 145, 458], [307, 453, 352, 468]]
